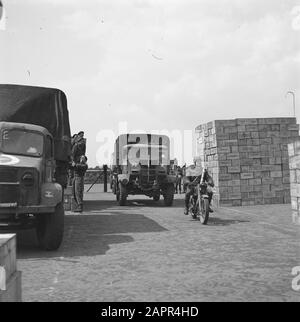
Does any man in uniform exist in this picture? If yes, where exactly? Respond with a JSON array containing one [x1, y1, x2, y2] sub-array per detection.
[[72, 155, 88, 213], [184, 157, 214, 215], [182, 164, 187, 193], [175, 166, 183, 194], [68, 134, 78, 186], [72, 131, 86, 163]]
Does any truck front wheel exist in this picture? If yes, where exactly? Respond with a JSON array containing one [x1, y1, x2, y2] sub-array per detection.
[[36, 202, 64, 251], [153, 194, 160, 202], [118, 183, 127, 206], [164, 184, 175, 207]]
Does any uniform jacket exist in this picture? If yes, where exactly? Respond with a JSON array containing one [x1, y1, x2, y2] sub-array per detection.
[[72, 139, 86, 162], [73, 163, 88, 177]]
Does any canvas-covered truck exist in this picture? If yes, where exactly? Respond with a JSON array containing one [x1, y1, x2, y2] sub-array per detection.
[[111, 133, 176, 206], [0, 84, 71, 251]]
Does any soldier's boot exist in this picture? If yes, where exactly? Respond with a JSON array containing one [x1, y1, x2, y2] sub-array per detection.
[[74, 205, 83, 213]]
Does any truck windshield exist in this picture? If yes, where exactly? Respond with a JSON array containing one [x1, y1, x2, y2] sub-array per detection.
[[1, 129, 44, 157], [123, 144, 169, 165]]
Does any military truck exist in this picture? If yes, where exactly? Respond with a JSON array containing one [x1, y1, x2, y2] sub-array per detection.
[[0, 85, 71, 251], [111, 133, 176, 206]]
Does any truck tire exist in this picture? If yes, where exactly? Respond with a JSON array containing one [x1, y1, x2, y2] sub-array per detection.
[[164, 184, 175, 207], [112, 181, 117, 195], [153, 194, 160, 202], [116, 183, 120, 201], [118, 183, 127, 206], [36, 202, 64, 251]]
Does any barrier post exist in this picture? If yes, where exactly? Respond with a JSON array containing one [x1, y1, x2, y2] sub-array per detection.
[[103, 165, 108, 193]]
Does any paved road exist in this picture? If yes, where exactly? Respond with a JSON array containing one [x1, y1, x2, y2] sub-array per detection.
[[16, 186, 300, 302]]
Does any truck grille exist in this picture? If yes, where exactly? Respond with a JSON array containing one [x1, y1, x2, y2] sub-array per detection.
[[140, 167, 156, 185], [0, 168, 18, 182], [0, 185, 20, 203]]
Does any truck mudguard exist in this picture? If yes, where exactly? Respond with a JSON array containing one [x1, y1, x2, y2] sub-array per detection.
[[41, 183, 63, 207]]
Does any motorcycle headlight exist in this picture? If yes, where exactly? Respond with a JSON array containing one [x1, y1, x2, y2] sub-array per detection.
[[122, 178, 129, 185]]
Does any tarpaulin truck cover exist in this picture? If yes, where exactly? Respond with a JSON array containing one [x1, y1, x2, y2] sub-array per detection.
[[0, 84, 71, 162]]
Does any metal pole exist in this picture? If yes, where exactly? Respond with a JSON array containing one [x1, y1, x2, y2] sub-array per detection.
[[286, 91, 296, 117], [103, 165, 108, 193], [86, 173, 100, 193]]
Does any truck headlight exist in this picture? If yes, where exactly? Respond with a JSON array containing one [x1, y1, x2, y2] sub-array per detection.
[[22, 173, 34, 187]]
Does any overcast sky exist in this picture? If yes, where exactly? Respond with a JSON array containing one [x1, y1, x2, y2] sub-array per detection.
[[0, 0, 299, 166]]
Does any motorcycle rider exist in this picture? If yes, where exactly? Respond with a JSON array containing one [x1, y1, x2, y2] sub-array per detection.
[[184, 156, 214, 215]]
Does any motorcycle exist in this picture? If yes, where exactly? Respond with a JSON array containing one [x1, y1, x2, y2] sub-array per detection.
[[188, 168, 210, 225]]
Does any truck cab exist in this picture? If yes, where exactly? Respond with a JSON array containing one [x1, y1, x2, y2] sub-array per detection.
[[0, 122, 64, 251]]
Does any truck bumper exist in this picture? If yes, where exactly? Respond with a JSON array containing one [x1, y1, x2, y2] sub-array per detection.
[[0, 204, 55, 215], [0, 205, 56, 230]]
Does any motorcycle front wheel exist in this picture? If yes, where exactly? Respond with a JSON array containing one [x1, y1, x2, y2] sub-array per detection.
[[190, 197, 198, 219], [199, 198, 210, 225]]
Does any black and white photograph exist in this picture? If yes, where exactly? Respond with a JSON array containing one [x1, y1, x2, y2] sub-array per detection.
[[0, 0, 300, 305]]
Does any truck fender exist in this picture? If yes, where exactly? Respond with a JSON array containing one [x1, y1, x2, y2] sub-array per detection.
[[118, 174, 130, 186], [41, 183, 63, 207]]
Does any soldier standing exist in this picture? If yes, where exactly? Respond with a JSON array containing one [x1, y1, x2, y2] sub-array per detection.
[[175, 166, 183, 194], [68, 134, 78, 186], [182, 164, 187, 193], [72, 155, 88, 213], [72, 131, 86, 163]]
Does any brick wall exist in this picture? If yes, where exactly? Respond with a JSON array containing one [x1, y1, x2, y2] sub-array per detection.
[[288, 140, 300, 225], [196, 118, 300, 207]]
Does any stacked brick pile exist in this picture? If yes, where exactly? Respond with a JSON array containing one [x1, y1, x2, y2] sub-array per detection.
[[0, 234, 22, 302], [196, 118, 299, 207], [288, 140, 300, 225], [196, 120, 218, 179]]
